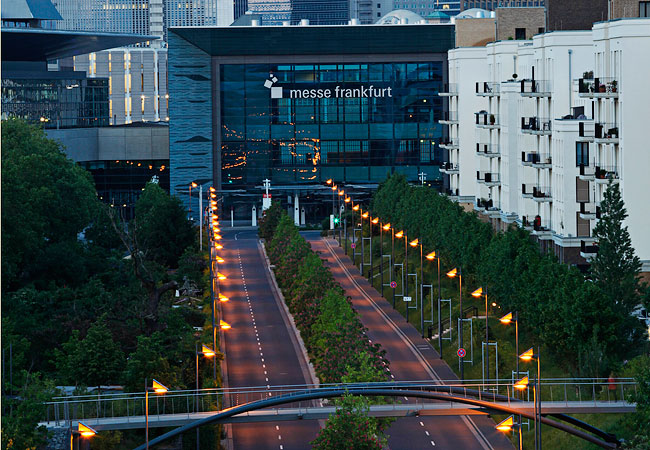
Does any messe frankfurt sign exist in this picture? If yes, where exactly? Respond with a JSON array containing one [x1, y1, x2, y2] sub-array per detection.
[[265, 74, 393, 99]]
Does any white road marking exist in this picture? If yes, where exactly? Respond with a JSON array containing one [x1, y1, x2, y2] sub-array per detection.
[[430, 441, 436, 446], [420, 422, 424, 427]]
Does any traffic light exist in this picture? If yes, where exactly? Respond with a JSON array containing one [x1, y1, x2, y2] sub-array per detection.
[[333, 217, 340, 225]]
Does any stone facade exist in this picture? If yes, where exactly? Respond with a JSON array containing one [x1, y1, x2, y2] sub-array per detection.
[[496, 7, 546, 40], [612, 0, 649, 17], [546, 0, 608, 30], [455, 17, 495, 47]]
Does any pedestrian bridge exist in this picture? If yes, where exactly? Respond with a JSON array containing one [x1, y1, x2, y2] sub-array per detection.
[[42, 378, 636, 446]]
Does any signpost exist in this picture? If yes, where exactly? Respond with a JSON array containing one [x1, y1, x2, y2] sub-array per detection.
[[390, 281, 397, 289], [403, 296, 412, 302], [457, 348, 466, 358], [351, 243, 356, 249]]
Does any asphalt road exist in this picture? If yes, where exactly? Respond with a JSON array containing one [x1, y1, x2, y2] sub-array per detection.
[[218, 230, 320, 450], [306, 233, 514, 450]]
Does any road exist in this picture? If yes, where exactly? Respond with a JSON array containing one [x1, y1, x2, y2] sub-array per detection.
[[306, 233, 514, 450], [219, 230, 320, 450]]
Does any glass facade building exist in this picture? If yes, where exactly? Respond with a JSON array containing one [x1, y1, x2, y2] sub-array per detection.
[[168, 24, 454, 221], [220, 62, 444, 189]]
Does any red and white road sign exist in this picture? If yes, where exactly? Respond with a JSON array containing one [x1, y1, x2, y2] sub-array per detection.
[[457, 348, 466, 358]]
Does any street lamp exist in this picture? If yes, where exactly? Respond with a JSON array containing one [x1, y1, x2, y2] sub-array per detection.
[[446, 267, 464, 381], [409, 238, 424, 337], [381, 223, 390, 297], [145, 379, 168, 450], [344, 196, 351, 255], [220, 320, 231, 330], [520, 347, 542, 450], [337, 190, 345, 245], [472, 286, 490, 386], [71, 422, 97, 450], [370, 217, 379, 282], [495, 416, 523, 450], [219, 293, 229, 302], [425, 251, 442, 357], [500, 312, 520, 384], [217, 272, 227, 281], [189, 182, 198, 218]]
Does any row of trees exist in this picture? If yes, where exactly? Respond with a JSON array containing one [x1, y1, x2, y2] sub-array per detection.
[[370, 174, 648, 376], [1, 120, 214, 448], [261, 204, 391, 449]]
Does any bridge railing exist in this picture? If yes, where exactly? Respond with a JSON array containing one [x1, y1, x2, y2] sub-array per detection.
[[42, 378, 637, 427]]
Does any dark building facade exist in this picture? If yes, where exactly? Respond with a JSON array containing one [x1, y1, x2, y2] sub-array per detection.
[[546, 0, 608, 30], [461, 0, 544, 11], [168, 24, 454, 221]]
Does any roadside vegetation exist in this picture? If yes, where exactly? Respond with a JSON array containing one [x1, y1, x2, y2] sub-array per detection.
[[260, 203, 391, 449], [1, 119, 222, 449]]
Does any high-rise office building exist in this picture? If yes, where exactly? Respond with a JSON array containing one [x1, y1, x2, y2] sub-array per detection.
[[461, 0, 544, 10]]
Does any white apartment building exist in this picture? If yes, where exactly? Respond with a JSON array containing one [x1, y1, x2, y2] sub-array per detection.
[[74, 48, 168, 124], [442, 19, 650, 271]]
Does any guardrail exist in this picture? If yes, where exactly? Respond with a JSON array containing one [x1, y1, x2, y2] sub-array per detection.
[[42, 378, 638, 428]]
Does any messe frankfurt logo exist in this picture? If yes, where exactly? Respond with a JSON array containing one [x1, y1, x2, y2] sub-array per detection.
[[265, 74, 393, 100], [264, 74, 283, 99]]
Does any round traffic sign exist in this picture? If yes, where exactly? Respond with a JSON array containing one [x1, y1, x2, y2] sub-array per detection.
[[457, 348, 466, 358], [351, 243, 356, 249], [390, 281, 397, 288]]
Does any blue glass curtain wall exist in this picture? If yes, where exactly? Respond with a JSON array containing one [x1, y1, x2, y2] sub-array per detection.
[[220, 62, 444, 188]]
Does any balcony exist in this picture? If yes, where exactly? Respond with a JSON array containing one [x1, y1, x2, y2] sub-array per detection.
[[476, 143, 500, 158], [594, 122, 619, 143], [475, 197, 493, 211], [578, 121, 594, 142], [578, 164, 595, 181], [522, 184, 552, 202], [440, 162, 459, 174], [443, 187, 459, 197], [594, 165, 620, 184], [520, 79, 552, 97], [522, 216, 552, 239], [521, 117, 552, 135], [579, 202, 600, 220], [438, 83, 458, 97], [580, 240, 599, 259], [521, 184, 535, 199], [521, 152, 552, 168], [476, 82, 500, 97], [440, 138, 459, 150], [476, 171, 500, 186], [439, 111, 459, 125], [578, 77, 619, 98], [475, 112, 499, 129]]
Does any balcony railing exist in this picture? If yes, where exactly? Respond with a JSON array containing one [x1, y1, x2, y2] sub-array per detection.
[[594, 122, 619, 141], [476, 171, 500, 184], [440, 138, 459, 149], [578, 77, 619, 97], [578, 121, 595, 140], [521, 117, 552, 134], [476, 198, 493, 210], [440, 162, 459, 174], [475, 112, 499, 128], [522, 216, 551, 233], [443, 187, 459, 197], [522, 184, 535, 198], [579, 202, 601, 220], [439, 111, 459, 124], [578, 164, 595, 180], [581, 240, 599, 255], [476, 82, 500, 96], [532, 186, 552, 201], [476, 143, 500, 157], [438, 83, 458, 96], [521, 152, 552, 167], [595, 165, 620, 182], [520, 79, 552, 96]]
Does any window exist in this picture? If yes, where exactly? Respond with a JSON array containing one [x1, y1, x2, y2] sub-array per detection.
[[641, 1, 650, 17], [538, 27, 545, 34], [377, 3, 380, 7], [576, 142, 589, 167], [515, 28, 526, 40]]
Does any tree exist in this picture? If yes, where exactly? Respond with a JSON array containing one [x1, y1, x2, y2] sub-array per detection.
[[591, 179, 643, 313], [258, 201, 284, 241], [55, 318, 125, 388], [1, 119, 98, 290], [122, 333, 181, 391], [311, 395, 387, 450]]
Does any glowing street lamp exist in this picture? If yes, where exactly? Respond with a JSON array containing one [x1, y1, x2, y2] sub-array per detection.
[[220, 320, 231, 330], [495, 416, 523, 450], [189, 182, 198, 218], [500, 311, 520, 379], [146, 379, 168, 449], [216, 256, 225, 263], [217, 272, 227, 281], [326, 179, 333, 185], [447, 267, 465, 381], [472, 286, 491, 385], [219, 293, 229, 302], [78, 422, 97, 438], [196, 343, 217, 411], [409, 238, 419, 247], [513, 376, 529, 390], [353, 204, 359, 211], [520, 347, 542, 450]]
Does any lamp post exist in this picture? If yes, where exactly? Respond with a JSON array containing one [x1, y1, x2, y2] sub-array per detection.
[[331, 184, 337, 234], [360, 210, 369, 275], [472, 287, 489, 386], [425, 251, 441, 357], [391, 228, 396, 308], [409, 238, 423, 337], [381, 223, 390, 297], [370, 217, 379, 282], [189, 181, 198, 219], [395, 230, 404, 311], [500, 312, 519, 383], [71, 422, 97, 450], [145, 379, 168, 450], [446, 266, 464, 381], [495, 415, 523, 450], [352, 204, 360, 266], [520, 347, 542, 450], [344, 196, 351, 255], [337, 189, 344, 244]]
